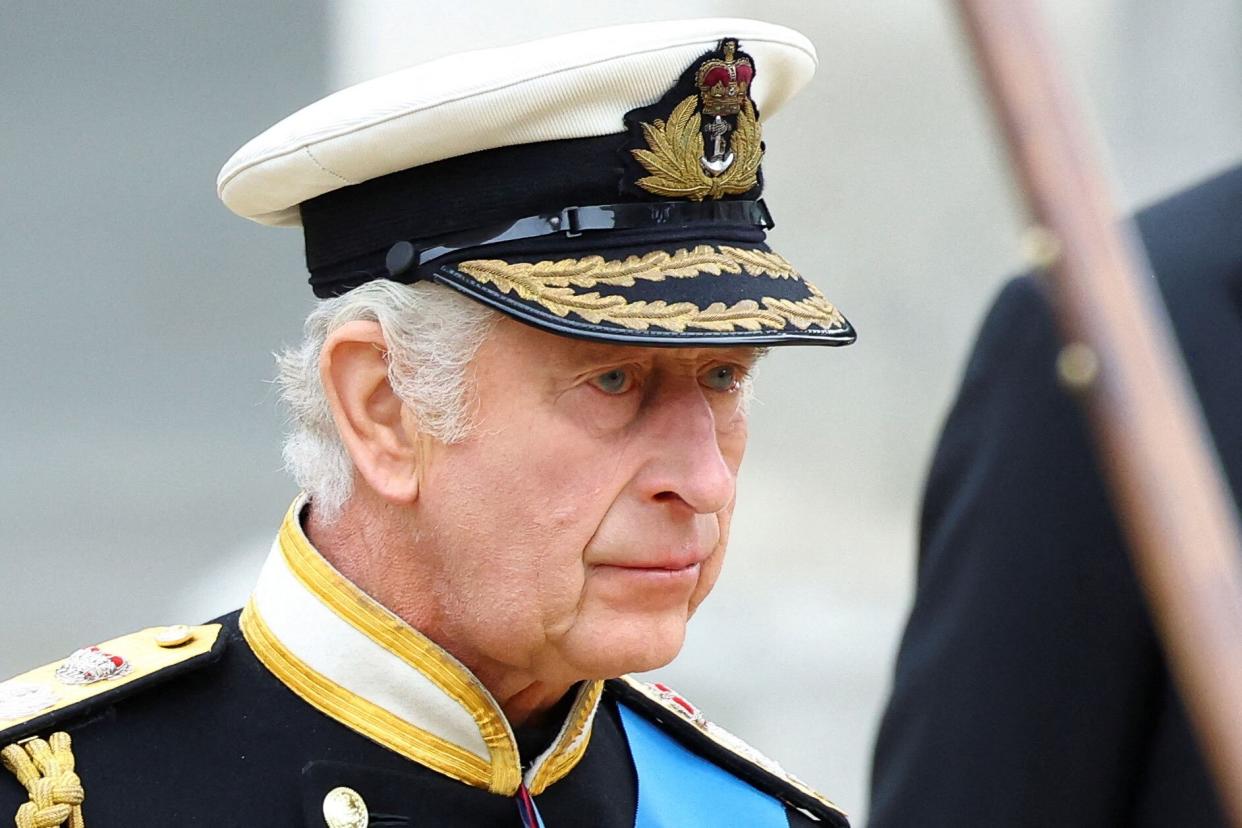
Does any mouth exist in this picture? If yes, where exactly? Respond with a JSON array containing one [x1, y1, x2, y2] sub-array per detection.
[[592, 561, 702, 591], [601, 560, 701, 573], [592, 550, 709, 581]]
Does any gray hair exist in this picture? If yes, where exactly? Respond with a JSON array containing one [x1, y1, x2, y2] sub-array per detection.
[[275, 280, 499, 522]]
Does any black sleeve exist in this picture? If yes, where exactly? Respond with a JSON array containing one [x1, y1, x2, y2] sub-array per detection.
[[867, 277, 1163, 827]]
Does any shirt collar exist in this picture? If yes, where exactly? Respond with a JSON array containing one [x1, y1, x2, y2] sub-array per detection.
[[240, 496, 603, 795]]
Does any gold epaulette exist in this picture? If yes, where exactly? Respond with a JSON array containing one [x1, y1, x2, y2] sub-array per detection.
[[0, 624, 225, 827], [609, 675, 849, 826], [0, 624, 224, 744]]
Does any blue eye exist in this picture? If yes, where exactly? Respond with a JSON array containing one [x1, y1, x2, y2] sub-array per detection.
[[702, 365, 740, 392], [591, 368, 635, 395]]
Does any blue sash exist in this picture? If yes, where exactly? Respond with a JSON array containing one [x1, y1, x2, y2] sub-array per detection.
[[617, 704, 787, 828]]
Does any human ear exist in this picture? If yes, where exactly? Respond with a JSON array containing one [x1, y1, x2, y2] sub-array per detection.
[[319, 320, 420, 505]]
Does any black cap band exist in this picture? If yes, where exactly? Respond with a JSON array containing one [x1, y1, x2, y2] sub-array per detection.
[[298, 120, 772, 299]]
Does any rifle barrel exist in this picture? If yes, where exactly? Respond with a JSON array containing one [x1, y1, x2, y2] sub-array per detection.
[[954, 2, 1242, 823]]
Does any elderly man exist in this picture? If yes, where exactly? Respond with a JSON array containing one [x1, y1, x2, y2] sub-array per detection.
[[0, 19, 851, 827]]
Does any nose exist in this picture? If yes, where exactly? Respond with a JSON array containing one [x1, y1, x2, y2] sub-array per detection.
[[637, 381, 738, 515]]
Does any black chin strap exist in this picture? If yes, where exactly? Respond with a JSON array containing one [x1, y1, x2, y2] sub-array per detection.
[[382, 199, 774, 280]]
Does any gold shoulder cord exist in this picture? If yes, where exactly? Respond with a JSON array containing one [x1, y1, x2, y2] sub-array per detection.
[[2, 732, 85, 828]]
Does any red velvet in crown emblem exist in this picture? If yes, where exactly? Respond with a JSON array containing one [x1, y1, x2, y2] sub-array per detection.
[[695, 40, 754, 117]]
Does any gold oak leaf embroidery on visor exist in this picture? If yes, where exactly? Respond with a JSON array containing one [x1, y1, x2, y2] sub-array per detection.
[[454, 245, 845, 333], [631, 96, 763, 201]]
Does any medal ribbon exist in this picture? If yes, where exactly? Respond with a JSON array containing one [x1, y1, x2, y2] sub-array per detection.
[[515, 782, 546, 828]]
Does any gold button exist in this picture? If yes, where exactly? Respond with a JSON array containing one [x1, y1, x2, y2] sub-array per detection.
[[1057, 342, 1101, 392], [153, 625, 194, 648], [323, 786, 369, 828]]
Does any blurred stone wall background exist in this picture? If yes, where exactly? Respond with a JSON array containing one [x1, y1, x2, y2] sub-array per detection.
[[3, 1, 1239, 820]]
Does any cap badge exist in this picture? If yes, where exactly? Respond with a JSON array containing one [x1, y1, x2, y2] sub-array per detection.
[[632, 39, 763, 201]]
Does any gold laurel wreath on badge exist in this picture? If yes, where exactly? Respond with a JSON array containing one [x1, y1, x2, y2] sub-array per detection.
[[456, 246, 844, 333], [632, 96, 763, 201]]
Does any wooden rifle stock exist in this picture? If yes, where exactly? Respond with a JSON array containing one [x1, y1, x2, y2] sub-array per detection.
[[953, 2, 1242, 822]]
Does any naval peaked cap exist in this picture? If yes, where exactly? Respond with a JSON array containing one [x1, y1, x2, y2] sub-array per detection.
[[216, 18, 855, 347]]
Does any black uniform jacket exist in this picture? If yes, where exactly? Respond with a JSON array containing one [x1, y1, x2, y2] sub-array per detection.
[[870, 162, 1242, 827], [0, 501, 847, 827]]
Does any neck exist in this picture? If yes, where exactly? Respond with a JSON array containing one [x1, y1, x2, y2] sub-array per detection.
[[305, 493, 575, 728]]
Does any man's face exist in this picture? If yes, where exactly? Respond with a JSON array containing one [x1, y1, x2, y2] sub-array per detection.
[[411, 318, 756, 686]]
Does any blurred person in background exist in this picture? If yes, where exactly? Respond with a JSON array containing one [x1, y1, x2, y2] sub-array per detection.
[[869, 161, 1242, 827], [0, 19, 855, 827]]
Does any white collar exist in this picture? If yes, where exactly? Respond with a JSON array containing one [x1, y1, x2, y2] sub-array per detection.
[[241, 496, 603, 795]]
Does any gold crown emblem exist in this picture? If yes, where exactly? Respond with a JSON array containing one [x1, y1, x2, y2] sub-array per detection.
[[694, 40, 754, 117]]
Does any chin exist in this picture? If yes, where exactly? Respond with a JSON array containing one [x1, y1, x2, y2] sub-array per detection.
[[570, 612, 689, 678]]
